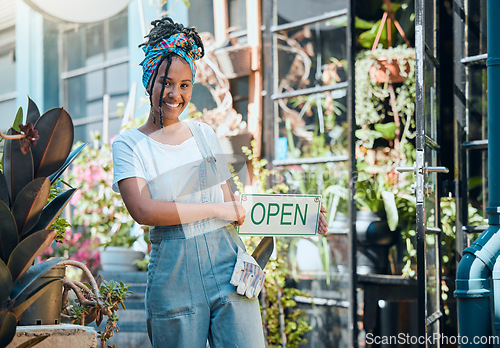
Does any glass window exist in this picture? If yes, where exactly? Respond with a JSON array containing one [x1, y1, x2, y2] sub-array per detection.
[[188, 0, 215, 35], [228, 0, 247, 31], [62, 10, 129, 143], [0, 26, 17, 131]]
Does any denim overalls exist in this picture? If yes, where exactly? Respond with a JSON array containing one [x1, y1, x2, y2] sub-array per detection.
[[145, 122, 265, 348]]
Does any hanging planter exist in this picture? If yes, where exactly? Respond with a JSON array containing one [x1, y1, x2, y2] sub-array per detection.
[[214, 44, 252, 79], [369, 56, 411, 84]]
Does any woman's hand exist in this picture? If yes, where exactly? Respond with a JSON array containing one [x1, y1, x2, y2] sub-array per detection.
[[317, 205, 329, 235], [218, 201, 246, 226]]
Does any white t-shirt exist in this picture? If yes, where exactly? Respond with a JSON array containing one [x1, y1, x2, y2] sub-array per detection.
[[112, 121, 232, 204]]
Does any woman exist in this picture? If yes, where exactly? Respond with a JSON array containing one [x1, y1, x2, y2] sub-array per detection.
[[112, 17, 328, 347]]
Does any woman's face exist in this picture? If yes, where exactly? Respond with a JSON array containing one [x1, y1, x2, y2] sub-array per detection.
[[150, 55, 193, 125]]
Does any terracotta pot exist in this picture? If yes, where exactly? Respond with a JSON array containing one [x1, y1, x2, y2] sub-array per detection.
[[369, 57, 410, 84]]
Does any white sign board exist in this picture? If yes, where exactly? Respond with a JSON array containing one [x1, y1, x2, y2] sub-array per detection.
[[237, 194, 321, 236]]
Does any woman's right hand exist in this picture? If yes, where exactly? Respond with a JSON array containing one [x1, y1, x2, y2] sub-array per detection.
[[218, 201, 246, 226]]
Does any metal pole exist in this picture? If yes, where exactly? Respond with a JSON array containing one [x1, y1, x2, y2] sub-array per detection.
[[486, 0, 500, 212], [347, 0, 358, 346], [414, 0, 427, 342]]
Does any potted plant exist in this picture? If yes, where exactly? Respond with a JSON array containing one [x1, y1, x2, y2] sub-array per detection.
[[67, 134, 145, 272], [58, 259, 133, 347], [99, 224, 145, 272], [0, 98, 86, 346]]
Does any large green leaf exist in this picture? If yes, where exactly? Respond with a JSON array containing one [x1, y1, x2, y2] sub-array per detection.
[[28, 189, 76, 237], [0, 259, 12, 305], [11, 278, 62, 320], [382, 191, 399, 231], [2, 128, 34, 203], [12, 178, 50, 238], [0, 311, 16, 348], [6, 229, 56, 282], [48, 143, 87, 184], [374, 122, 397, 140], [10, 257, 63, 302], [32, 108, 74, 179], [0, 171, 10, 208], [0, 200, 18, 264], [12, 107, 23, 133], [26, 97, 40, 125]]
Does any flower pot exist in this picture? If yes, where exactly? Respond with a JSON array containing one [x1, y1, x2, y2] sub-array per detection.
[[218, 132, 253, 163], [327, 211, 396, 275], [214, 44, 252, 79], [369, 57, 410, 84], [18, 265, 66, 326], [99, 246, 144, 272]]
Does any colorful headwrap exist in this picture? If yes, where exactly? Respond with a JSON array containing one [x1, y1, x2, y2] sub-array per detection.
[[140, 32, 203, 89]]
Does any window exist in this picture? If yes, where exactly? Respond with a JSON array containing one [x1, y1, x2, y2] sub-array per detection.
[[0, 29, 16, 132], [61, 10, 129, 143]]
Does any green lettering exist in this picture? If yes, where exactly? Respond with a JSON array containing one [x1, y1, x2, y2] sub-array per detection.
[[267, 203, 280, 224], [251, 203, 265, 225], [281, 203, 293, 225], [294, 204, 308, 225]]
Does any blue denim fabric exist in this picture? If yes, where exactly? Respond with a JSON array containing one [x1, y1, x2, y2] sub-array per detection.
[[145, 122, 265, 347]]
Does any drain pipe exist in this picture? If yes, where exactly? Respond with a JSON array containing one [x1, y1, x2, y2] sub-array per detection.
[[455, 0, 500, 346]]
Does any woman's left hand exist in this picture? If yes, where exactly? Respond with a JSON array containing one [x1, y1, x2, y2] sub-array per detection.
[[317, 205, 329, 235]]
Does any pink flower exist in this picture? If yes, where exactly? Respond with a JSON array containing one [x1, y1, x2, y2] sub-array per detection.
[[70, 189, 82, 206]]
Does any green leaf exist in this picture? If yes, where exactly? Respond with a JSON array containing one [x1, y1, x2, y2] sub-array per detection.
[[26, 97, 40, 125], [12, 178, 50, 238], [12, 107, 23, 133], [32, 108, 74, 179], [374, 122, 397, 140], [11, 278, 62, 320], [28, 189, 76, 237], [3, 128, 34, 203], [7, 229, 56, 282], [10, 257, 63, 302], [15, 335, 50, 348], [0, 200, 18, 263], [355, 16, 375, 30], [382, 2, 402, 12], [0, 259, 12, 305], [48, 143, 87, 184], [0, 171, 10, 208], [382, 191, 399, 231], [358, 19, 388, 49], [0, 311, 17, 348]]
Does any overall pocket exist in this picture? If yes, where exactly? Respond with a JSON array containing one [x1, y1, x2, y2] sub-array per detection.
[[146, 239, 194, 318]]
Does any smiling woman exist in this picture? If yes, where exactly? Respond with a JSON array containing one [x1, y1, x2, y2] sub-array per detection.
[[110, 16, 279, 348]]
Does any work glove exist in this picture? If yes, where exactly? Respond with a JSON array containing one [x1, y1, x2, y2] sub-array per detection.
[[230, 246, 265, 298]]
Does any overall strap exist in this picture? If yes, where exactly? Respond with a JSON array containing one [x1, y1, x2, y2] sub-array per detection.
[[187, 121, 213, 159], [186, 121, 221, 203]]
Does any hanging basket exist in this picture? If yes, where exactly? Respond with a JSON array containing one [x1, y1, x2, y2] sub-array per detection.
[[214, 44, 252, 79], [369, 56, 411, 84]]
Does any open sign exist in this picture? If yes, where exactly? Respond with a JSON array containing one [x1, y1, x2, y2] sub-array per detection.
[[237, 194, 321, 236]]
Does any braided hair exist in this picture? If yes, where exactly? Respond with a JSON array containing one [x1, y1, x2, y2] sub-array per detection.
[[140, 17, 205, 127]]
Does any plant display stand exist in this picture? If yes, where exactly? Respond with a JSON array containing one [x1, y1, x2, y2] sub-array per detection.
[[6, 324, 97, 348]]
